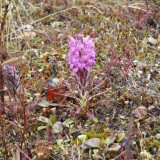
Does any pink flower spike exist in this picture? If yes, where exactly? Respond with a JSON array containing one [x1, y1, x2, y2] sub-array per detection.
[[68, 34, 96, 74]]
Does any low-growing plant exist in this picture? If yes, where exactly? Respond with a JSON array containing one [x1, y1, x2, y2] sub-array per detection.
[[37, 114, 59, 141], [121, 46, 134, 76], [0, 56, 28, 159], [66, 33, 110, 122], [105, 44, 134, 79]]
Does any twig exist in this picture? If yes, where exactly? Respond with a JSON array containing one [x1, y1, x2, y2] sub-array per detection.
[[89, 88, 111, 101], [113, 150, 127, 160], [89, 78, 106, 94], [0, 50, 8, 160], [117, 0, 133, 24], [0, 111, 8, 160], [0, 1, 10, 41], [144, 0, 149, 11], [16, 145, 32, 160], [85, 4, 104, 15], [126, 0, 133, 24], [20, 64, 26, 151]]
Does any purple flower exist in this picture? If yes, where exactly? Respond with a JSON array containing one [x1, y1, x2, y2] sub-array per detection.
[[68, 34, 96, 74]]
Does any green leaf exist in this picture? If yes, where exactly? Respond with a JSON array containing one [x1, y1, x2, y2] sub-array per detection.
[[116, 132, 125, 143], [50, 115, 56, 124], [86, 112, 98, 123], [82, 138, 100, 149], [105, 134, 116, 146], [37, 126, 47, 131], [78, 135, 87, 142], [108, 143, 121, 151], [38, 116, 50, 124], [57, 139, 68, 154], [38, 100, 50, 108], [63, 118, 74, 127]]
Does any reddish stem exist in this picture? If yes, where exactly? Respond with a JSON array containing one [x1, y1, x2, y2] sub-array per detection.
[[16, 145, 32, 160], [20, 65, 26, 151], [0, 1, 10, 41], [0, 50, 8, 160], [0, 111, 8, 160], [46, 125, 51, 141]]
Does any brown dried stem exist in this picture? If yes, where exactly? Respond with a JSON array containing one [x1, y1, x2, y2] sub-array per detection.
[[16, 145, 32, 160], [20, 64, 26, 152], [0, 1, 10, 41]]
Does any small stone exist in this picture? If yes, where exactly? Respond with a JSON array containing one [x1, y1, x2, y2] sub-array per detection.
[[47, 78, 59, 87], [148, 37, 158, 45], [120, 115, 126, 120], [156, 133, 160, 139], [125, 101, 129, 105], [150, 147, 158, 154], [137, 70, 143, 78], [23, 24, 33, 32]]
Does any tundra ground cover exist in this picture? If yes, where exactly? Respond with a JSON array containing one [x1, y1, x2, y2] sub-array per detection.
[[0, 0, 160, 159]]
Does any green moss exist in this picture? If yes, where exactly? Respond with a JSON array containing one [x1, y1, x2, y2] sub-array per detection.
[[150, 139, 160, 148], [71, 138, 83, 145], [83, 132, 109, 139], [71, 130, 110, 145]]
